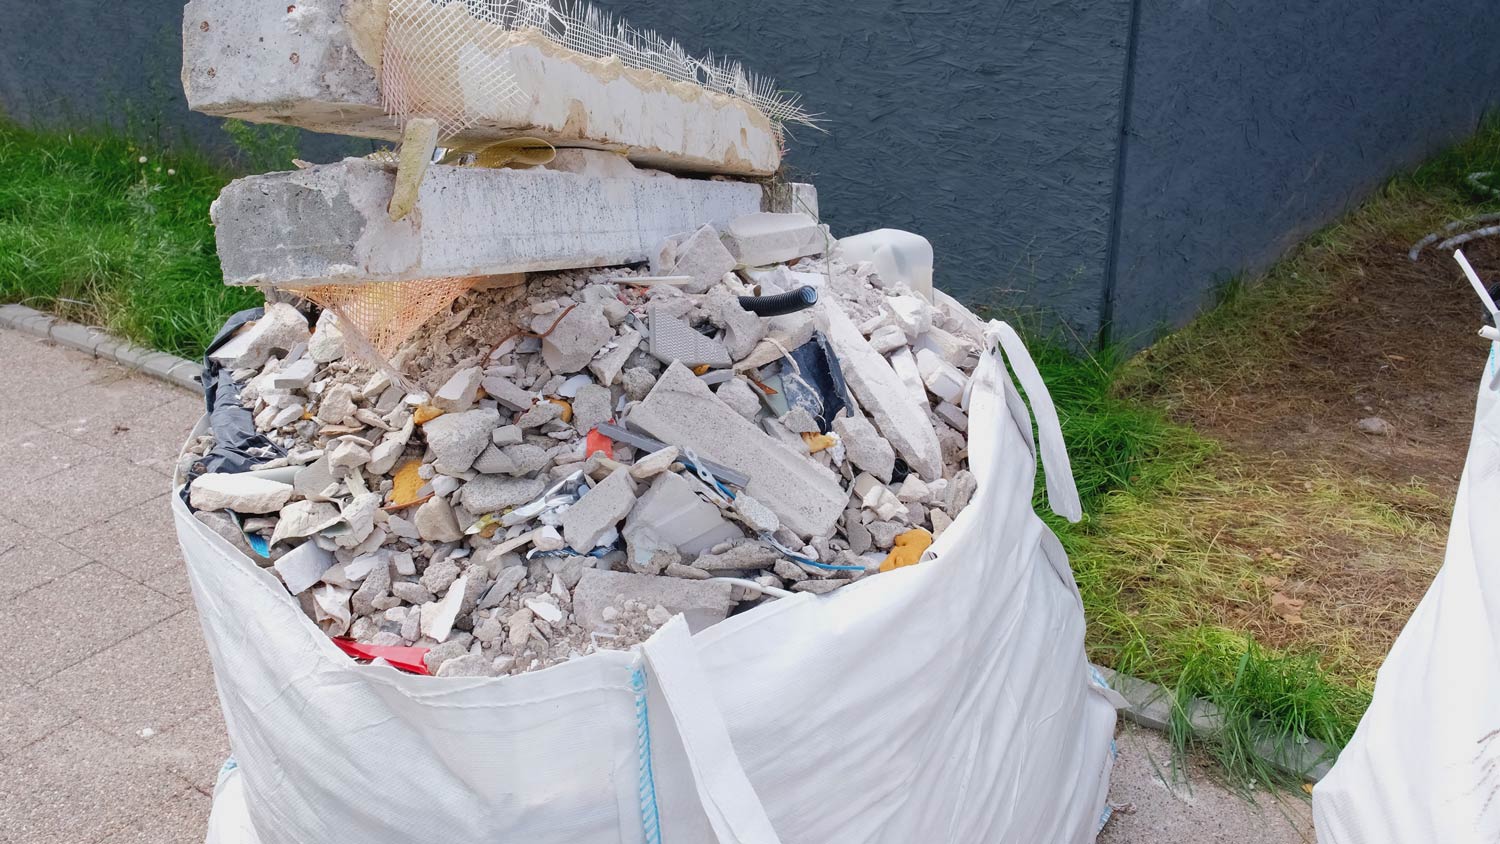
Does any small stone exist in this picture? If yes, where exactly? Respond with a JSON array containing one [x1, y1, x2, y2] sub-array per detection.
[[1357, 416, 1392, 436], [693, 541, 780, 572], [421, 574, 468, 642], [868, 324, 907, 354], [621, 367, 657, 401], [630, 446, 680, 480], [435, 653, 490, 677], [646, 605, 672, 626], [414, 496, 463, 542], [731, 493, 779, 534], [666, 225, 737, 294], [391, 581, 435, 605], [517, 400, 564, 429], [506, 608, 535, 648], [560, 468, 638, 551], [542, 302, 614, 373], [316, 383, 359, 425], [420, 559, 461, 594], [423, 639, 469, 674], [491, 425, 523, 446], [833, 414, 896, 482], [572, 384, 613, 433], [433, 366, 484, 412], [716, 378, 764, 420], [423, 407, 500, 474], [308, 310, 346, 363], [502, 443, 550, 475], [460, 475, 546, 514], [189, 473, 292, 514], [480, 376, 536, 411]]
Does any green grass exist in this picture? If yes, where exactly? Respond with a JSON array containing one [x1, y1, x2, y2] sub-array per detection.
[[0, 121, 257, 359]]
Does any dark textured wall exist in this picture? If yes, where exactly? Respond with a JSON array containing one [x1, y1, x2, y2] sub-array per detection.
[[599, 0, 1133, 342], [1106, 0, 1500, 347], [0, 0, 367, 163], [5, 1, 1498, 344]]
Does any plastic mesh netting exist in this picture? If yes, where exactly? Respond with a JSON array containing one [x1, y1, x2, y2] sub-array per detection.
[[380, 0, 815, 142], [299, 278, 478, 368]]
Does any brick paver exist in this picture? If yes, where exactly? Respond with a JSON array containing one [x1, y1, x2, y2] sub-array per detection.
[[0, 329, 220, 844], [0, 326, 1317, 843]]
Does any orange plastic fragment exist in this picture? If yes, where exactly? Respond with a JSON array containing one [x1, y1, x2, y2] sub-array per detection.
[[692, 364, 713, 376], [546, 397, 573, 423], [880, 528, 934, 573], [413, 404, 445, 425], [389, 460, 424, 508], [586, 428, 614, 460]]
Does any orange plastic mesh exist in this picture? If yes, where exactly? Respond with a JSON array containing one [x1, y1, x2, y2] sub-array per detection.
[[299, 278, 477, 366]]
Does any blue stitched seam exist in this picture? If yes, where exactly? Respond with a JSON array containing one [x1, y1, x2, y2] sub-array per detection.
[[632, 666, 663, 844]]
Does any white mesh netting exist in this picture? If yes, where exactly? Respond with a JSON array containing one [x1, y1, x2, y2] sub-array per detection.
[[380, 0, 816, 142]]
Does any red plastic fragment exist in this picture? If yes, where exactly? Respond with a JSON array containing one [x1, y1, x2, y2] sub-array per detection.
[[333, 638, 430, 675], [586, 427, 614, 460]]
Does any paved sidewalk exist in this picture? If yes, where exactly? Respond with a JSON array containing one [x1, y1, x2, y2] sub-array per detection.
[[0, 325, 1317, 843]]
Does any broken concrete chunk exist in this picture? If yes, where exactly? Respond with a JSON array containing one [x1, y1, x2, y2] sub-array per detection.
[[887, 295, 934, 341], [720, 297, 768, 361], [423, 408, 500, 474], [589, 327, 642, 387], [459, 475, 546, 514], [629, 446, 679, 480], [480, 376, 536, 412], [944, 470, 978, 515], [543, 301, 613, 374], [209, 303, 310, 370], [561, 468, 638, 551], [819, 302, 943, 480], [621, 368, 657, 401], [833, 414, 896, 482], [435, 653, 491, 678], [491, 425, 523, 447], [351, 554, 393, 616], [730, 493, 779, 534], [934, 401, 969, 432], [572, 569, 735, 633], [694, 541, 781, 572], [414, 496, 464, 543], [632, 363, 845, 538], [189, 473, 293, 514], [624, 526, 681, 575], [308, 310, 346, 363], [274, 539, 337, 595], [721, 212, 826, 267], [316, 383, 358, 425], [516, 400, 564, 429], [716, 378, 764, 420], [572, 384, 613, 433], [472, 444, 517, 476], [665, 225, 737, 294], [270, 501, 342, 546], [916, 348, 967, 405], [433, 366, 484, 413]]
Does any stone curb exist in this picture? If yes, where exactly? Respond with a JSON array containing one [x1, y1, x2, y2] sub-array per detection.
[[1094, 664, 1337, 782], [0, 304, 202, 393]]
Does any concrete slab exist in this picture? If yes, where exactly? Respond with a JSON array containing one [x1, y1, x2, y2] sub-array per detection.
[[212, 158, 766, 287], [182, 0, 782, 176], [629, 363, 845, 538]]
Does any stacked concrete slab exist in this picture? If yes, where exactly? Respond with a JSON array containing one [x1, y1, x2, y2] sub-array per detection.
[[187, 0, 822, 287]]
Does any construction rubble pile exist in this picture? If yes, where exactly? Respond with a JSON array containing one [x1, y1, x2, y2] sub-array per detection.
[[184, 244, 989, 677], [177, 0, 993, 678]]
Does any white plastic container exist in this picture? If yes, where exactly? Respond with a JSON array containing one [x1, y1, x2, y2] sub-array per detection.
[[836, 229, 935, 300]]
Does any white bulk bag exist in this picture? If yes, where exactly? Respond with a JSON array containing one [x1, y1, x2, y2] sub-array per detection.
[[179, 320, 1121, 844], [1314, 337, 1500, 841]]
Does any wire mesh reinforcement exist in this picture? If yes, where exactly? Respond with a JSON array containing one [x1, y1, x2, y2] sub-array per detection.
[[380, 0, 816, 142]]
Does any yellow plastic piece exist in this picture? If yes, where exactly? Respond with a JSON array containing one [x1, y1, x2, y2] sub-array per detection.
[[413, 404, 445, 425], [389, 460, 424, 508], [692, 364, 713, 376], [801, 432, 837, 453], [880, 528, 934, 573], [439, 137, 557, 169]]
